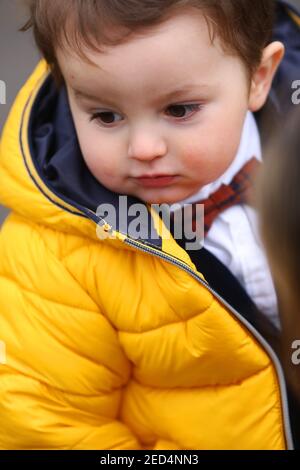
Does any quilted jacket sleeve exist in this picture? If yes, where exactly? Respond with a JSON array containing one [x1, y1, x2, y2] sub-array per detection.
[[0, 213, 141, 450]]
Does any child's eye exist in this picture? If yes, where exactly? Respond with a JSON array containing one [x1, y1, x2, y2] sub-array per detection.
[[89, 103, 201, 127], [90, 111, 123, 126], [166, 104, 201, 120]]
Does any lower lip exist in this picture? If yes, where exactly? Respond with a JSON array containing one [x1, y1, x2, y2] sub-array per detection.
[[134, 176, 178, 188]]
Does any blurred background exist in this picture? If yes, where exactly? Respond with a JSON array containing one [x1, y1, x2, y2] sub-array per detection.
[[0, 0, 39, 226], [0, 0, 300, 226]]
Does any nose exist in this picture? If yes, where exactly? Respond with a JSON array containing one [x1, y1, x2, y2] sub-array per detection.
[[128, 125, 168, 162]]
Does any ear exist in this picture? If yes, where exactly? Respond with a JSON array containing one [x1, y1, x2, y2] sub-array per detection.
[[248, 41, 285, 112]]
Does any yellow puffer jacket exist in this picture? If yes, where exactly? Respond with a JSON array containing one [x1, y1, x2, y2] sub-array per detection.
[[0, 61, 293, 450]]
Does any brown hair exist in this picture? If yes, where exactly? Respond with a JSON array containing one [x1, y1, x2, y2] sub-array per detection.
[[259, 109, 300, 309], [258, 108, 300, 396], [21, 0, 275, 85]]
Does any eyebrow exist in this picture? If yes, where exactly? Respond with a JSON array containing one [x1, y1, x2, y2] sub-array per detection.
[[73, 84, 210, 105]]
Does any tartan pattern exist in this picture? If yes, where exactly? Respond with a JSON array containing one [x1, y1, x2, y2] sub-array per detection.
[[171, 157, 261, 237]]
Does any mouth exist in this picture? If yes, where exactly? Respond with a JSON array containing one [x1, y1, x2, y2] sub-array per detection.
[[133, 175, 179, 188]]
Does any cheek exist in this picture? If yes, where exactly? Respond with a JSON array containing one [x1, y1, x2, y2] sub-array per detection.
[[180, 122, 243, 183], [77, 128, 121, 178], [181, 138, 232, 172], [84, 147, 119, 181]]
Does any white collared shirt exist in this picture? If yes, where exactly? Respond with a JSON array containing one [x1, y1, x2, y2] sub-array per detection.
[[170, 112, 279, 327]]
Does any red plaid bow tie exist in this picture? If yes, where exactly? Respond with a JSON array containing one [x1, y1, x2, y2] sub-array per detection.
[[170, 157, 261, 237]]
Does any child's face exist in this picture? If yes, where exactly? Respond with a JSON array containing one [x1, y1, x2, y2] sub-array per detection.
[[58, 9, 256, 204]]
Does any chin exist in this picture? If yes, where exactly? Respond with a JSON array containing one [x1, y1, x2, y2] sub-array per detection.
[[143, 191, 197, 205], [143, 196, 184, 205], [137, 191, 177, 204]]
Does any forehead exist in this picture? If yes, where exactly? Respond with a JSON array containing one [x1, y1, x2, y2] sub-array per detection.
[[57, 8, 237, 95]]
